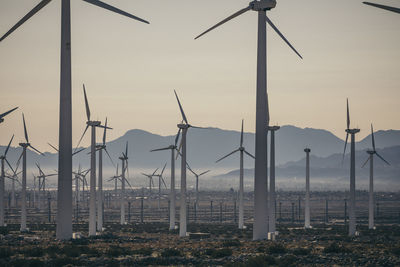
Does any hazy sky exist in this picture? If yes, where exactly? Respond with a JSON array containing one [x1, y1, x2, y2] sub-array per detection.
[[1, 0, 399, 151]]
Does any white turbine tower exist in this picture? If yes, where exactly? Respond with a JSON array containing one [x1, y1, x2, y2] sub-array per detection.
[[0, 107, 18, 124], [0, 0, 149, 240], [363, 2, 400, 13], [96, 118, 114, 231], [268, 125, 280, 235], [75, 85, 111, 236], [150, 131, 181, 230], [186, 163, 210, 211], [216, 120, 255, 229], [18, 114, 44, 231], [304, 148, 311, 229], [174, 90, 204, 237], [361, 124, 390, 229], [195, 0, 302, 240], [0, 135, 15, 226], [343, 99, 360, 237]]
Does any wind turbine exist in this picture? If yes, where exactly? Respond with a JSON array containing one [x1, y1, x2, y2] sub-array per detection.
[[363, 2, 400, 14], [75, 85, 110, 236], [174, 90, 205, 237], [109, 164, 121, 199], [0, 107, 18, 124], [0, 0, 149, 240], [18, 114, 44, 231], [304, 148, 311, 229], [141, 168, 159, 195], [0, 135, 15, 226], [362, 124, 390, 229], [118, 142, 132, 225], [150, 131, 181, 230], [268, 125, 280, 235], [96, 117, 114, 231], [195, 0, 302, 240], [9, 158, 22, 208], [35, 163, 57, 210], [343, 99, 360, 237], [216, 120, 255, 229], [154, 163, 168, 210], [73, 166, 90, 208], [186, 163, 210, 211]]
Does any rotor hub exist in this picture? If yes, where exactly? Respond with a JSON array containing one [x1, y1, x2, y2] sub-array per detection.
[[177, 123, 189, 129], [346, 129, 360, 134], [19, 143, 29, 148], [304, 148, 311, 153]]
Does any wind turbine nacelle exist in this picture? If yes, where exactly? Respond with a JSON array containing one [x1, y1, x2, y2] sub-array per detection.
[[251, 0, 277, 11], [0, 118, 4, 123]]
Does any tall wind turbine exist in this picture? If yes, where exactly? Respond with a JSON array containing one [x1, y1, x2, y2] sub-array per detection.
[[174, 90, 204, 237], [268, 125, 280, 234], [155, 163, 168, 210], [96, 118, 114, 231], [363, 2, 400, 14], [304, 148, 311, 229], [150, 131, 181, 230], [0, 135, 15, 226], [216, 120, 255, 229], [0, 0, 149, 240], [187, 163, 210, 211], [195, 0, 302, 240], [118, 142, 132, 225], [19, 114, 44, 231], [75, 85, 110, 236], [362, 124, 390, 229], [0, 107, 18, 124], [343, 99, 360, 236]]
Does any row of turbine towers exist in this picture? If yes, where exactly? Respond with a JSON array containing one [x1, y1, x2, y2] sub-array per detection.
[[1, 0, 396, 240]]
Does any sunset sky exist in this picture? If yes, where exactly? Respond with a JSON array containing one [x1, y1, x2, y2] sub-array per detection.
[[1, 0, 399, 151]]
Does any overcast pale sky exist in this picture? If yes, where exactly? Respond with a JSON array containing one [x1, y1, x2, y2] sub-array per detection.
[[0, 0, 399, 151]]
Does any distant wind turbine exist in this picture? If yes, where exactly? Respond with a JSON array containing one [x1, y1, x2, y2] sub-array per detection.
[[150, 131, 181, 230], [363, 2, 400, 14], [0, 135, 15, 226], [343, 99, 360, 237], [216, 120, 255, 229], [18, 114, 44, 231], [304, 148, 311, 229], [118, 142, 132, 225], [174, 90, 205, 237], [362, 124, 390, 229], [187, 163, 210, 211], [195, 0, 302, 240], [0, 0, 149, 240], [268, 125, 280, 234], [141, 168, 159, 195], [0, 107, 18, 124], [154, 163, 168, 210], [35, 163, 57, 210], [75, 85, 111, 236]]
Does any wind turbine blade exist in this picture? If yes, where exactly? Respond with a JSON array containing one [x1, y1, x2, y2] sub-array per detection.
[[174, 90, 188, 124], [342, 133, 349, 163], [104, 147, 115, 167], [116, 164, 119, 176], [216, 149, 239, 163], [244, 150, 255, 159], [0, 107, 18, 119], [175, 128, 181, 147], [361, 157, 370, 168], [150, 147, 170, 152], [97, 125, 113, 130], [82, 0, 150, 24], [0, 0, 52, 42], [186, 163, 196, 176], [199, 170, 211, 176], [125, 178, 133, 189], [15, 153, 23, 173], [160, 162, 167, 176], [75, 125, 89, 152], [346, 98, 350, 129], [194, 6, 251, 40], [363, 2, 400, 14], [47, 143, 59, 152], [152, 168, 159, 176], [72, 148, 85, 156], [376, 152, 390, 165], [5, 159, 15, 175], [29, 144, 44, 156], [103, 117, 108, 145], [175, 140, 183, 160], [371, 124, 376, 151], [240, 119, 244, 147], [190, 125, 208, 129], [265, 16, 303, 59], [161, 177, 168, 189], [4, 134, 14, 156], [125, 142, 128, 158], [83, 84, 91, 121], [22, 113, 29, 143]]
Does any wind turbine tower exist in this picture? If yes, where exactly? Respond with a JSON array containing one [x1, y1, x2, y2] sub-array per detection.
[[304, 148, 311, 229], [268, 125, 280, 235]]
